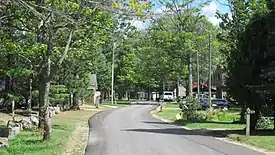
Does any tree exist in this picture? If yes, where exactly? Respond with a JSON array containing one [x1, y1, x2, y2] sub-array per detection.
[[0, 0, 152, 141], [131, 12, 220, 99], [149, 0, 210, 96], [217, 0, 269, 127]]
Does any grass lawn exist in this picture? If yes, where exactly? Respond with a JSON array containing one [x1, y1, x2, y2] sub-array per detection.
[[176, 121, 245, 129], [158, 108, 182, 120], [229, 133, 275, 150], [157, 107, 275, 151], [0, 110, 98, 155], [163, 102, 179, 109], [81, 101, 130, 110], [157, 108, 245, 129], [101, 100, 131, 108]]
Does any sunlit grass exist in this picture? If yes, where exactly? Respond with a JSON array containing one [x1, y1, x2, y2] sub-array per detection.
[[0, 110, 96, 155]]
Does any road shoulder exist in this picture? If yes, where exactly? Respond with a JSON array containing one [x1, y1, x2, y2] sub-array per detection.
[[151, 105, 271, 155]]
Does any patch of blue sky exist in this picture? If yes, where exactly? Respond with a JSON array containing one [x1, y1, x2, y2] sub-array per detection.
[[133, 0, 231, 29]]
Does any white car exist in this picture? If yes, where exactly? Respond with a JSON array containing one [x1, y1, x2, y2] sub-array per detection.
[[161, 91, 174, 101]]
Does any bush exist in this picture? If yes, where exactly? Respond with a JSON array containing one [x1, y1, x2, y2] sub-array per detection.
[[184, 96, 202, 110], [205, 110, 240, 122], [256, 117, 272, 129], [181, 96, 204, 121]]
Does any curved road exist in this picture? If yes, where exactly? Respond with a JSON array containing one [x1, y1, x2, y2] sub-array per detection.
[[85, 105, 264, 155]]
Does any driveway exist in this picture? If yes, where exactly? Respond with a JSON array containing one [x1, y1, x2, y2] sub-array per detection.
[[85, 104, 264, 155]]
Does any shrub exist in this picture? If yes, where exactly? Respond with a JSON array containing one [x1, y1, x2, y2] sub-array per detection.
[[181, 96, 204, 121], [256, 117, 272, 129], [205, 110, 240, 122], [184, 96, 202, 110]]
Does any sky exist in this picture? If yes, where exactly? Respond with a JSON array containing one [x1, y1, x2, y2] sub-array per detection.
[[131, 0, 231, 30]]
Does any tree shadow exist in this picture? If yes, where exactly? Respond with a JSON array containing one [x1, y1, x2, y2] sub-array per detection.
[[124, 121, 275, 138], [19, 139, 43, 144], [124, 128, 201, 136], [52, 124, 69, 131], [173, 120, 245, 126], [142, 121, 170, 125], [124, 127, 275, 138]]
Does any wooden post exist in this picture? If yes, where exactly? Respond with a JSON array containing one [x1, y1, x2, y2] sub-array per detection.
[[160, 100, 163, 112], [12, 100, 15, 121], [246, 108, 255, 136], [246, 108, 250, 136]]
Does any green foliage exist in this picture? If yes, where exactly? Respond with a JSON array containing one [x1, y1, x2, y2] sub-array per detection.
[[7, 93, 20, 102], [185, 96, 202, 110], [181, 96, 204, 121], [216, 0, 272, 129], [256, 117, 272, 130], [205, 110, 240, 122], [49, 85, 69, 106]]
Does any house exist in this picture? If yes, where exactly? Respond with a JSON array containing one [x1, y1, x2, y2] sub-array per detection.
[[178, 85, 186, 97], [87, 73, 100, 104]]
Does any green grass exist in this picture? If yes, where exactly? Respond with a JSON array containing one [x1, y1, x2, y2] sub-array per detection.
[[157, 108, 245, 129], [158, 109, 182, 120], [229, 133, 275, 150], [0, 110, 96, 155], [163, 103, 179, 109], [0, 124, 6, 128], [177, 121, 245, 129], [101, 100, 131, 108], [157, 107, 275, 151]]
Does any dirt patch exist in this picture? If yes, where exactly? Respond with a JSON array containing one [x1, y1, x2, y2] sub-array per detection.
[[0, 112, 24, 126], [62, 110, 101, 155]]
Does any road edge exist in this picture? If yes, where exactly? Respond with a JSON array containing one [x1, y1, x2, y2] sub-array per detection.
[[150, 105, 272, 155]]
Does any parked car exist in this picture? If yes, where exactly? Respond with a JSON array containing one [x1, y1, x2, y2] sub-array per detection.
[[200, 98, 230, 109], [161, 91, 174, 102], [211, 99, 230, 108]]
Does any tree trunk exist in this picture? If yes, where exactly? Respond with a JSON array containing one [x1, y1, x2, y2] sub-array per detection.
[[250, 108, 260, 131], [11, 100, 15, 121], [148, 87, 151, 101], [40, 14, 52, 140], [43, 81, 51, 141], [273, 104, 275, 131], [176, 79, 179, 99], [216, 86, 223, 99], [162, 81, 166, 92], [240, 102, 246, 122], [100, 91, 104, 104], [39, 77, 51, 141], [4, 66, 12, 110], [72, 92, 80, 110], [127, 92, 130, 101], [125, 91, 129, 101]]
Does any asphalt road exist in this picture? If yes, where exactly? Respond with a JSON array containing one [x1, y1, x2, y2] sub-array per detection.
[[85, 104, 264, 155]]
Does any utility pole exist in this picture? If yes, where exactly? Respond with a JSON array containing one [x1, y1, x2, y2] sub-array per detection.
[[111, 42, 116, 105], [196, 51, 200, 98], [186, 2, 193, 97], [188, 55, 193, 97], [208, 33, 212, 111]]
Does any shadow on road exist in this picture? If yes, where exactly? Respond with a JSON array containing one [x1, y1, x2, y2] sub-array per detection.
[[124, 128, 200, 136], [142, 121, 170, 125], [124, 127, 275, 138]]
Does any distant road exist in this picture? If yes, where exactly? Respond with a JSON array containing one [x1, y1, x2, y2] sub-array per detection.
[[85, 104, 264, 155]]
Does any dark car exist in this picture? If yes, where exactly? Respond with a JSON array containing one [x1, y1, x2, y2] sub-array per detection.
[[211, 99, 230, 108], [199, 98, 230, 109]]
